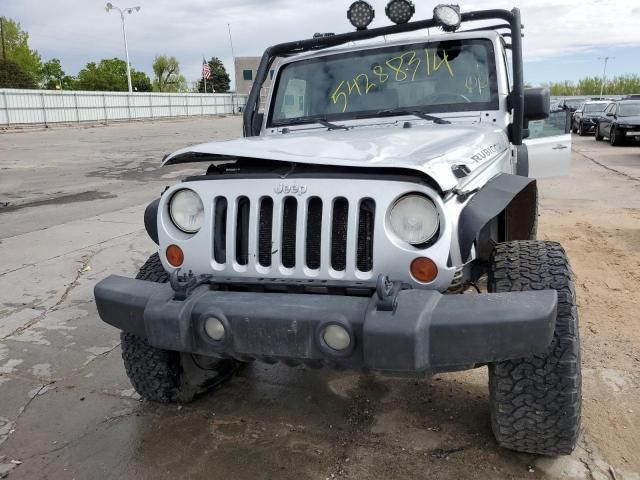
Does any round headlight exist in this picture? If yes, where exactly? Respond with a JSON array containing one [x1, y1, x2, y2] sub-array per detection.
[[169, 189, 204, 233], [389, 194, 439, 245]]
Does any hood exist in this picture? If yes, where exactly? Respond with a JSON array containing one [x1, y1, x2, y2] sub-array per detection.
[[164, 124, 510, 192], [619, 116, 640, 125]]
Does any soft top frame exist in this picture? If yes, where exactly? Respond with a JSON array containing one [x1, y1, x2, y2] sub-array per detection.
[[242, 8, 524, 145]]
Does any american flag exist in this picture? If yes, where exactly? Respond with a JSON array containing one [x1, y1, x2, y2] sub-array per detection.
[[202, 59, 211, 80]]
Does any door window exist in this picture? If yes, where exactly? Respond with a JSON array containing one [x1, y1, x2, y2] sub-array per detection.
[[528, 110, 570, 139]]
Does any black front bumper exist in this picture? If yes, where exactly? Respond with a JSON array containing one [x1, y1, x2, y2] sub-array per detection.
[[580, 118, 598, 132], [94, 276, 557, 374]]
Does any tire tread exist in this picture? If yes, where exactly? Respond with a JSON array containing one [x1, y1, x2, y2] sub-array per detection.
[[488, 241, 581, 455]]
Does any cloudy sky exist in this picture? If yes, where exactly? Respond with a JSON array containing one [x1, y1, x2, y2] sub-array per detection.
[[3, 0, 640, 86]]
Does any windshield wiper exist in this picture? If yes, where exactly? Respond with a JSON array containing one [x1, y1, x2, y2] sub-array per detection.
[[315, 118, 350, 130], [376, 109, 451, 124], [277, 117, 349, 131]]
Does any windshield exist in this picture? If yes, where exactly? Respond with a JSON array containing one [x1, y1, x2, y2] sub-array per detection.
[[584, 103, 607, 113], [619, 103, 640, 117], [269, 39, 498, 126]]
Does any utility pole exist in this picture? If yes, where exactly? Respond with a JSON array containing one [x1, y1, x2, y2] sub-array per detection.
[[227, 23, 237, 113], [1, 16, 6, 61], [105, 3, 141, 93], [598, 56, 615, 98]]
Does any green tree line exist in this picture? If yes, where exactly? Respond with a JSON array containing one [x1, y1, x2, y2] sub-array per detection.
[[543, 74, 640, 96], [0, 17, 229, 93]]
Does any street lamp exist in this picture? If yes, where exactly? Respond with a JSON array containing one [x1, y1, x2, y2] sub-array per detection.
[[105, 3, 141, 93]]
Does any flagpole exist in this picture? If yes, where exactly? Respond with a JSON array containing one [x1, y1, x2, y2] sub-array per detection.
[[227, 23, 237, 113], [203, 57, 207, 93]]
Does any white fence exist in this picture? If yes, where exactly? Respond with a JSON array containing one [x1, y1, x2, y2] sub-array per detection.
[[0, 89, 248, 126]]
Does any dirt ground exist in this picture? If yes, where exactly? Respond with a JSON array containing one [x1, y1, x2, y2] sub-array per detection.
[[0, 118, 639, 480]]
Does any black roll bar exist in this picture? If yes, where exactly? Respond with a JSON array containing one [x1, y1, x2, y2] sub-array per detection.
[[242, 8, 525, 145]]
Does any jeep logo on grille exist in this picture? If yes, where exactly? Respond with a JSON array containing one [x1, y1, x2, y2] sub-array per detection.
[[274, 183, 308, 196]]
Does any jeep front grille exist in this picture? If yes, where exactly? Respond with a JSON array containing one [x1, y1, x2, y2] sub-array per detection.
[[212, 195, 375, 275]]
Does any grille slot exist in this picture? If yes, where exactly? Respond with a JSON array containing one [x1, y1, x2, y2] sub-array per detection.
[[281, 197, 297, 268], [357, 199, 375, 272], [258, 197, 273, 267], [306, 197, 323, 270], [236, 197, 250, 265], [331, 198, 349, 271], [213, 197, 227, 264]]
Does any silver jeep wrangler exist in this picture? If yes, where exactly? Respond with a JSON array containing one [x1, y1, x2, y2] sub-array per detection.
[[95, 3, 580, 455]]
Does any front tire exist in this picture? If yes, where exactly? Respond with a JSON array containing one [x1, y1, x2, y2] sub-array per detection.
[[120, 253, 239, 403], [595, 125, 603, 141], [488, 241, 581, 455], [577, 122, 586, 136], [610, 127, 623, 146]]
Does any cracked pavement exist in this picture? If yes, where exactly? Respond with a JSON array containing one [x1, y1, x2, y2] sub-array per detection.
[[1, 119, 639, 479]]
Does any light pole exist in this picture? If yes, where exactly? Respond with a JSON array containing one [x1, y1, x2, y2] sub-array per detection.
[[105, 3, 140, 93], [598, 56, 615, 98]]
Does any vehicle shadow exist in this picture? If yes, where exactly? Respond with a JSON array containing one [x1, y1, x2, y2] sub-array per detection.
[[123, 364, 550, 479]]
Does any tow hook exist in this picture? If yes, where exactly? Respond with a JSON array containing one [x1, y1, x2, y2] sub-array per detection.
[[375, 275, 407, 312], [169, 269, 213, 301]]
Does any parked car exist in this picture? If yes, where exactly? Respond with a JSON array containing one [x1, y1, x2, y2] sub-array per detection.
[[572, 101, 609, 135], [595, 101, 640, 145]]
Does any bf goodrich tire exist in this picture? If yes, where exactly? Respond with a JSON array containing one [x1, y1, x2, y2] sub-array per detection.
[[120, 253, 239, 403], [488, 241, 581, 455]]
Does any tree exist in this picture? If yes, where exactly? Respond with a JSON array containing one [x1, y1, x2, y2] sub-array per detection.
[[75, 58, 151, 92], [543, 74, 640, 96], [1, 17, 43, 85], [40, 58, 74, 90], [152, 55, 187, 92], [132, 71, 152, 92], [0, 59, 37, 88], [198, 57, 230, 93]]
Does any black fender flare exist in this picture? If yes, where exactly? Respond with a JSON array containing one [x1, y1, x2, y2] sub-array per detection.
[[458, 174, 536, 262], [144, 198, 160, 245]]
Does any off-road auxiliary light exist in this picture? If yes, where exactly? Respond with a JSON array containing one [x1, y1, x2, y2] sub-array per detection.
[[433, 4, 461, 32], [204, 317, 226, 341], [322, 324, 351, 351], [385, 0, 415, 25], [347, 1, 375, 30]]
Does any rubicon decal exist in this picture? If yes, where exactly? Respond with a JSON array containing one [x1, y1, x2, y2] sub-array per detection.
[[470, 143, 506, 163]]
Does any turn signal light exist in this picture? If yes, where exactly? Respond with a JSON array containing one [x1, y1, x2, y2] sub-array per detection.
[[410, 257, 438, 283], [166, 244, 184, 267]]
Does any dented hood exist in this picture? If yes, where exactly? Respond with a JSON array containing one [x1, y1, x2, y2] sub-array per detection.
[[163, 124, 509, 191]]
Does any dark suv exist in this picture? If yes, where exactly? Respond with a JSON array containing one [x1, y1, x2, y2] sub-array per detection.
[[572, 101, 608, 135], [595, 101, 640, 145]]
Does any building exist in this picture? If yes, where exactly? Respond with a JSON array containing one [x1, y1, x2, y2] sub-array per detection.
[[234, 57, 278, 106]]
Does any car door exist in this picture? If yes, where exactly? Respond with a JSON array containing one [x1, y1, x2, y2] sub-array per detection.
[[525, 109, 571, 178], [600, 103, 615, 136]]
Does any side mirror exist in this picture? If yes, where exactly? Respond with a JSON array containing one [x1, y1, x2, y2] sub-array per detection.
[[606, 112, 615, 117], [523, 88, 550, 122]]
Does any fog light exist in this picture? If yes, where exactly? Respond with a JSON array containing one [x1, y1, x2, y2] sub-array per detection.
[[323, 324, 351, 351], [166, 244, 184, 267], [204, 317, 225, 341]]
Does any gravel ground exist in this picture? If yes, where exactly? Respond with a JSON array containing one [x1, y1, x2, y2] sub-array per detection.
[[0, 118, 639, 480]]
